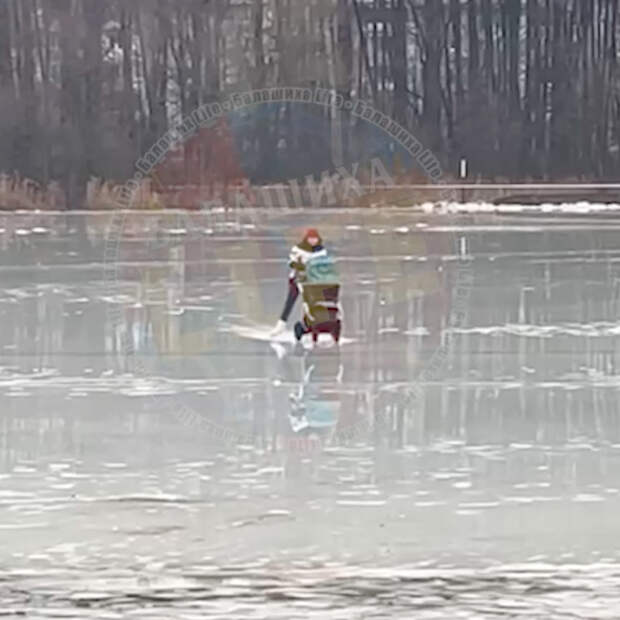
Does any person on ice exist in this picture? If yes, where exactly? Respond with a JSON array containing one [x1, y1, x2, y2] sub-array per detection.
[[271, 228, 327, 336]]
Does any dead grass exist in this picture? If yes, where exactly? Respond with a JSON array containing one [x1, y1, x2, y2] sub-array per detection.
[[0, 171, 606, 211], [0, 174, 65, 210], [0, 174, 167, 210], [85, 178, 164, 210]]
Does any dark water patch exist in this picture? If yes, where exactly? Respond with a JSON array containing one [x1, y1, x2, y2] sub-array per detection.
[[3, 564, 620, 618]]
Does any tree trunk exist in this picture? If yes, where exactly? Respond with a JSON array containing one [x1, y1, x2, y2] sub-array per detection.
[[422, 0, 442, 152]]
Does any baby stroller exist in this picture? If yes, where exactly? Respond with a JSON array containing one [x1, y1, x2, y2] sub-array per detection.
[[294, 254, 342, 344]]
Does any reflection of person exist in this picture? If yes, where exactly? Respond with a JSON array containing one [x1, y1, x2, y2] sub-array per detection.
[[271, 228, 327, 336], [288, 348, 342, 437]]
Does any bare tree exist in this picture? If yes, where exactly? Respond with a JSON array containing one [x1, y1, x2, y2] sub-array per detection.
[[2, 0, 620, 208]]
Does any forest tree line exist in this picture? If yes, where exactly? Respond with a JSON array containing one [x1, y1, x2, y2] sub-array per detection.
[[0, 0, 619, 208]]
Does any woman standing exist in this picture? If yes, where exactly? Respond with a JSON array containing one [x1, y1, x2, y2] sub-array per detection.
[[271, 228, 326, 336]]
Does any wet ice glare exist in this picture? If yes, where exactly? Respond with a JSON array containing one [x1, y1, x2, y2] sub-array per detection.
[[2, 207, 620, 618]]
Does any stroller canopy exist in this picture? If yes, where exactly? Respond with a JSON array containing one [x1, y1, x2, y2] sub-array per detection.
[[304, 253, 339, 284]]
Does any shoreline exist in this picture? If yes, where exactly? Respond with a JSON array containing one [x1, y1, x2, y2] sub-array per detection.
[[4, 202, 620, 217], [2, 183, 620, 212]]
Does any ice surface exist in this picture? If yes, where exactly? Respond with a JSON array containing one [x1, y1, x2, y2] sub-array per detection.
[[2, 208, 620, 618]]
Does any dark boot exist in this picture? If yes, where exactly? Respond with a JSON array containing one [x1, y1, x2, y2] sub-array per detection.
[[294, 321, 306, 341]]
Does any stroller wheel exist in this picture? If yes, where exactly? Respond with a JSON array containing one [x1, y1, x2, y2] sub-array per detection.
[[294, 322, 305, 342]]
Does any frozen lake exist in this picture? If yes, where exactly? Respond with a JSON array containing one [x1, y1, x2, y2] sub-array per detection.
[[2, 208, 620, 618]]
